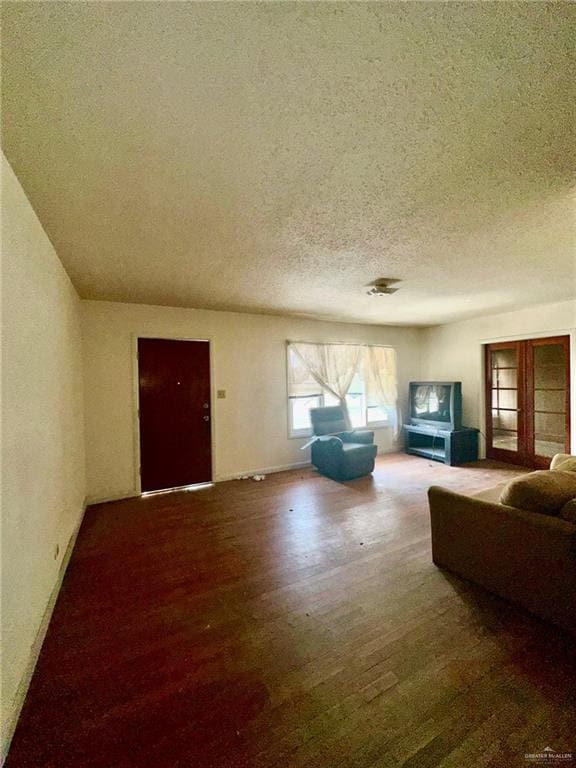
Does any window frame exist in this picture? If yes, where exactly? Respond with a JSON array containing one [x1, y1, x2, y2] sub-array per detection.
[[286, 346, 392, 439], [288, 393, 324, 438]]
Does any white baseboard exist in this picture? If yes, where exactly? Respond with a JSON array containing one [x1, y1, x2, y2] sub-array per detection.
[[87, 466, 315, 500], [214, 448, 402, 483], [1, 498, 88, 764], [86, 448, 403, 505], [214, 460, 312, 483]]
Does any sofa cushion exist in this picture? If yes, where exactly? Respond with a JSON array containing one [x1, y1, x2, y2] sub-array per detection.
[[499, 470, 576, 516], [551, 456, 576, 473], [559, 498, 576, 523], [472, 483, 509, 504]]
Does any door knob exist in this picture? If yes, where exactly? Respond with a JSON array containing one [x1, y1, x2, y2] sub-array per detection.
[[203, 415, 210, 421]]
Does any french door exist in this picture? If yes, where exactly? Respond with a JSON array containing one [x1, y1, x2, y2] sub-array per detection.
[[138, 338, 212, 492], [485, 336, 571, 468]]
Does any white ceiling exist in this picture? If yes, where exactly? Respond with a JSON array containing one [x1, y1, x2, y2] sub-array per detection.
[[2, 2, 575, 326]]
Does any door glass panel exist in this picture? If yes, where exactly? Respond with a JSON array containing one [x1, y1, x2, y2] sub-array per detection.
[[495, 368, 517, 389], [534, 389, 565, 412], [533, 343, 566, 458], [490, 348, 518, 453], [492, 349, 517, 369], [533, 344, 566, 387], [534, 413, 565, 457], [493, 432, 518, 452], [492, 409, 518, 451], [491, 389, 517, 410]]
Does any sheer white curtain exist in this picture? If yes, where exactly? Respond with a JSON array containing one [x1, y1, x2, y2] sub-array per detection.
[[363, 346, 400, 436], [290, 343, 362, 428], [287, 341, 399, 434], [286, 347, 320, 397]]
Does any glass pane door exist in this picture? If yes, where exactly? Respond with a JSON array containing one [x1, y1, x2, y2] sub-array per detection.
[[489, 346, 521, 455], [486, 336, 570, 468], [531, 340, 569, 460]]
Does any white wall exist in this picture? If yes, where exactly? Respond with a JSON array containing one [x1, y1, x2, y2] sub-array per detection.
[[1, 156, 86, 757], [81, 300, 423, 502], [421, 300, 576, 453]]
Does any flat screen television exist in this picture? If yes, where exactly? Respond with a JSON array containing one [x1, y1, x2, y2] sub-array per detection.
[[409, 381, 462, 430]]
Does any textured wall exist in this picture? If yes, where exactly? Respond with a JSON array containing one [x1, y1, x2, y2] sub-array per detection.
[[1, 156, 86, 756]]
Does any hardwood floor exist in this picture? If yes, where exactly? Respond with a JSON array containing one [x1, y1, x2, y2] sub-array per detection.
[[7, 455, 576, 767]]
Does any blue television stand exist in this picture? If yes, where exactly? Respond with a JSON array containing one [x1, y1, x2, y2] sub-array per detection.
[[404, 424, 479, 466]]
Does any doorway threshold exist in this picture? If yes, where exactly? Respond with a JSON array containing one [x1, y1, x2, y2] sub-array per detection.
[[141, 482, 213, 497]]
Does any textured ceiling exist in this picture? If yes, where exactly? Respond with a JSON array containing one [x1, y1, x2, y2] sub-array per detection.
[[2, 2, 575, 326]]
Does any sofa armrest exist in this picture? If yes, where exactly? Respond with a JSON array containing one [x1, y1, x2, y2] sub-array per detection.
[[429, 485, 576, 559], [337, 430, 375, 444], [428, 485, 576, 633]]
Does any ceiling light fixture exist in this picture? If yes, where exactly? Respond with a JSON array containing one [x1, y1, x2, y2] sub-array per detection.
[[366, 278, 400, 296]]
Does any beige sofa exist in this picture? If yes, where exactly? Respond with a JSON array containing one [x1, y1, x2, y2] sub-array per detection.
[[428, 454, 576, 635]]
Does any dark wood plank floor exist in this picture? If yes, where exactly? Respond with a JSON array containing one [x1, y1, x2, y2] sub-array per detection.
[[7, 455, 576, 768]]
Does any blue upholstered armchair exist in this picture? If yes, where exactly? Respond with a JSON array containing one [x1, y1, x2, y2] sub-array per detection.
[[309, 406, 377, 481]]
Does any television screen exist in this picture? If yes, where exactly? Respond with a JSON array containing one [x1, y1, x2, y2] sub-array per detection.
[[411, 384, 452, 423]]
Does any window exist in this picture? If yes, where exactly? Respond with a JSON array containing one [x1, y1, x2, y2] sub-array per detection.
[[289, 395, 322, 433], [287, 344, 396, 438]]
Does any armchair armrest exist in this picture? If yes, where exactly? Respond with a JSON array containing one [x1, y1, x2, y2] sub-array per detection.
[[336, 430, 374, 444], [315, 435, 344, 449]]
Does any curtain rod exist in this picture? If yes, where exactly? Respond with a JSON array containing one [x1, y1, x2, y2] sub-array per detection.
[[286, 340, 396, 349]]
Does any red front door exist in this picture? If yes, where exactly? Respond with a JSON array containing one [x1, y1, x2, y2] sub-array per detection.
[[138, 338, 212, 492]]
